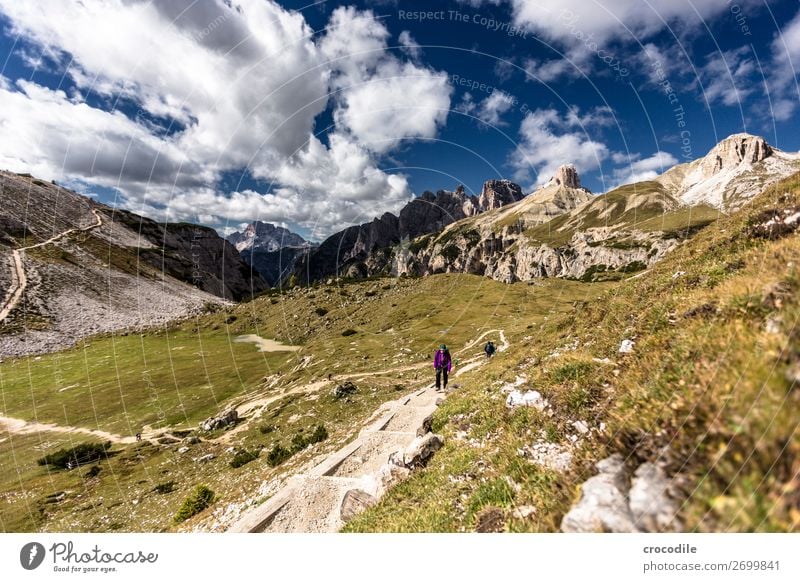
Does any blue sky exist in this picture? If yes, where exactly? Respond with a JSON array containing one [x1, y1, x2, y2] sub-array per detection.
[[0, 0, 798, 241]]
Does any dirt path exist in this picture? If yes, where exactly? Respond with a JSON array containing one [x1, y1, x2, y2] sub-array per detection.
[[0, 208, 103, 323], [234, 334, 301, 352], [0, 413, 137, 444], [227, 328, 511, 533]]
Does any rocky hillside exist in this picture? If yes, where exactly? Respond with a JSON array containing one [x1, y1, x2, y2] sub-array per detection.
[[345, 169, 800, 533], [655, 133, 800, 210], [0, 171, 266, 356], [385, 165, 695, 283], [371, 135, 796, 283]]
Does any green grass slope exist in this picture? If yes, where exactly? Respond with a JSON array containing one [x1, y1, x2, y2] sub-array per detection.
[[345, 172, 800, 533], [0, 273, 613, 532]]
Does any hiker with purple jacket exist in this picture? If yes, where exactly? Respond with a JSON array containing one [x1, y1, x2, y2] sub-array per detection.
[[433, 344, 452, 391]]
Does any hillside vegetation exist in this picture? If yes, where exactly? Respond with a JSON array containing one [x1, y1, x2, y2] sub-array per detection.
[[0, 273, 609, 532], [345, 172, 800, 533]]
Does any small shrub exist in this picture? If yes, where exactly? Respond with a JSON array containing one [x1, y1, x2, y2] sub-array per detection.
[[153, 481, 176, 494], [266, 444, 292, 467], [225, 314, 237, 324], [174, 485, 215, 523], [314, 307, 329, 316], [342, 329, 357, 337], [230, 448, 260, 468], [84, 465, 102, 478], [365, 290, 377, 297], [37, 441, 112, 469], [308, 424, 329, 444], [291, 433, 308, 453], [618, 260, 647, 273], [258, 424, 276, 435]]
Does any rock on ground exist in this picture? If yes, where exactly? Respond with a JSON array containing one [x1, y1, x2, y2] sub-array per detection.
[[200, 409, 238, 431], [506, 389, 548, 410], [561, 454, 637, 533], [403, 433, 444, 467], [561, 454, 682, 533], [629, 463, 682, 532], [416, 414, 433, 437], [333, 381, 358, 398], [340, 489, 378, 522]]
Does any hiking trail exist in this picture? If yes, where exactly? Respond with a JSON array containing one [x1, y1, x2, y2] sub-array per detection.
[[227, 328, 509, 533], [0, 208, 103, 323]]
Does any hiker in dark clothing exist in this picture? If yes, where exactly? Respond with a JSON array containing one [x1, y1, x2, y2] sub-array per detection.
[[484, 340, 496, 358], [135, 432, 142, 442], [433, 344, 452, 391]]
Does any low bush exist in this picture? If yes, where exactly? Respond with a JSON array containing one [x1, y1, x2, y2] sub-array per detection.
[[266, 444, 292, 467], [174, 485, 214, 523], [84, 465, 102, 478], [230, 448, 260, 468], [314, 307, 329, 316], [342, 329, 357, 337], [153, 481, 176, 494], [309, 424, 329, 444], [37, 442, 112, 469]]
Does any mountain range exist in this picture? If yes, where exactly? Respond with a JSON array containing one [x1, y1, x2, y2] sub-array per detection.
[[1, 133, 797, 356], [276, 133, 799, 285]]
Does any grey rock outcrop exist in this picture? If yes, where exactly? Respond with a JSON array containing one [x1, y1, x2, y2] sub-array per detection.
[[397, 187, 478, 239], [561, 454, 682, 533], [561, 454, 637, 533], [200, 409, 238, 432], [549, 164, 582, 189], [629, 463, 681, 532]]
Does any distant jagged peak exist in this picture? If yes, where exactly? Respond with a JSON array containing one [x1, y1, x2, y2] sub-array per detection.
[[547, 164, 584, 190], [479, 179, 524, 211], [227, 220, 308, 253]]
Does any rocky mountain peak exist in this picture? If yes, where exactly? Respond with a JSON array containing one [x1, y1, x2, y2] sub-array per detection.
[[478, 179, 525, 211], [550, 164, 582, 189], [702, 133, 773, 175]]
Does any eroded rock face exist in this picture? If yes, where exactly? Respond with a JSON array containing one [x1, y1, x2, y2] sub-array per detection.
[[395, 223, 678, 284], [550, 164, 582, 189], [478, 180, 524, 211], [703, 134, 773, 176]]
